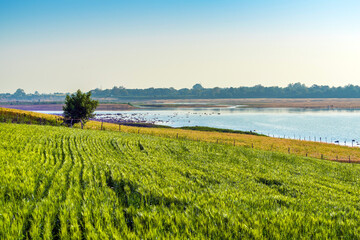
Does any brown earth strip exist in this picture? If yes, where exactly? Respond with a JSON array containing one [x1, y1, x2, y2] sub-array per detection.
[[142, 98, 360, 109], [0, 103, 136, 111]]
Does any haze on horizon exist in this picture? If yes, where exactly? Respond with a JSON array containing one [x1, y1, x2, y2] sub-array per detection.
[[1, 0, 360, 94]]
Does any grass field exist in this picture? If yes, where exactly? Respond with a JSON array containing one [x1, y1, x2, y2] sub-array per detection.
[[0, 107, 61, 126], [1, 123, 360, 239], [2, 107, 360, 162]]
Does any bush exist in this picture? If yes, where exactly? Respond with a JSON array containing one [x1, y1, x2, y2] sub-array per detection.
[[63, 90, 98, 128]]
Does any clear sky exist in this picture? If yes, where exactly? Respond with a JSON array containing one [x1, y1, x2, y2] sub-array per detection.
[[1, 0, 360, 93]]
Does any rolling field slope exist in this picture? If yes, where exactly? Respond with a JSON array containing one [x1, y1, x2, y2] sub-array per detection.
[[1, 123, 360, 239], [2, 107, 360, 162]]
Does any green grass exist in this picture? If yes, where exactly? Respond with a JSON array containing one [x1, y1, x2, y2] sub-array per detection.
[[118, 122, 173, 128], [179, 125, 264, 136], [1, 123, 360, 239]]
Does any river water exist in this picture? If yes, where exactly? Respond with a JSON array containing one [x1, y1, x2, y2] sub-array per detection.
[[39, 108, 360, 147]]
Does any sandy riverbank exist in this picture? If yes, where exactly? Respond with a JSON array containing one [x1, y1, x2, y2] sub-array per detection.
[[141, 98, 360, 109]]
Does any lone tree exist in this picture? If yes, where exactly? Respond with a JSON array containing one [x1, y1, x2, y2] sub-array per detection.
[[63, 89, 98, 129]]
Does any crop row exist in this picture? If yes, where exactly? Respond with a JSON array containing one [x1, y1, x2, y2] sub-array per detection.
[[1, 123, 360, 238], [84, 120, 360, 162]]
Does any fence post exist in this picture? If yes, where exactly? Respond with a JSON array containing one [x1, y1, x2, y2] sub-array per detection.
[[176, 133, 178, 139], [288, 147, 290, 154], [101, 120, 103, 130], [321, 154, 323, 159]]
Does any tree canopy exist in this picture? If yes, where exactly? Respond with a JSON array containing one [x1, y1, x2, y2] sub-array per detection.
[[3, 83, 360, 101], [63, 89, 98, 128]]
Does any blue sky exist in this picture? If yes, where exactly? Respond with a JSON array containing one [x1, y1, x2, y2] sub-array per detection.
[[1, 1, 360, 93]]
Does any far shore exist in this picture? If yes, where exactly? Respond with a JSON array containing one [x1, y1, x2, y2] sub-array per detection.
[[137, 98, 360, 109], [0, 103, 136, 111], [3, 98, 360, 111]]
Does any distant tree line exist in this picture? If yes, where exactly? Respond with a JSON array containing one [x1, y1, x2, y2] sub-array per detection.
[[0, 88, 66, 102], [90, 83, 360, 99], [3, 83, 360, 102]]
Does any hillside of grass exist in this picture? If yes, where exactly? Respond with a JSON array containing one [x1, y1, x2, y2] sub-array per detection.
[[1, 107, 360, 162], [1, 123, 360, 239], [0, 107, 62, 125]]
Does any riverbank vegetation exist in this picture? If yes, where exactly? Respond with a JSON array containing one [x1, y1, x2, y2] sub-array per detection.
[[179, 126, 264, 136]]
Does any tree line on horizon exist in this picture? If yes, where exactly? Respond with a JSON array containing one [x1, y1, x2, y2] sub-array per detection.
[[91, 83, 360, 99], [3, 83, 360, 101]]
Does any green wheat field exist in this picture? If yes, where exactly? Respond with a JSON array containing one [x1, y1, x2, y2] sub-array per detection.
[[1, 123, 360, 239]]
